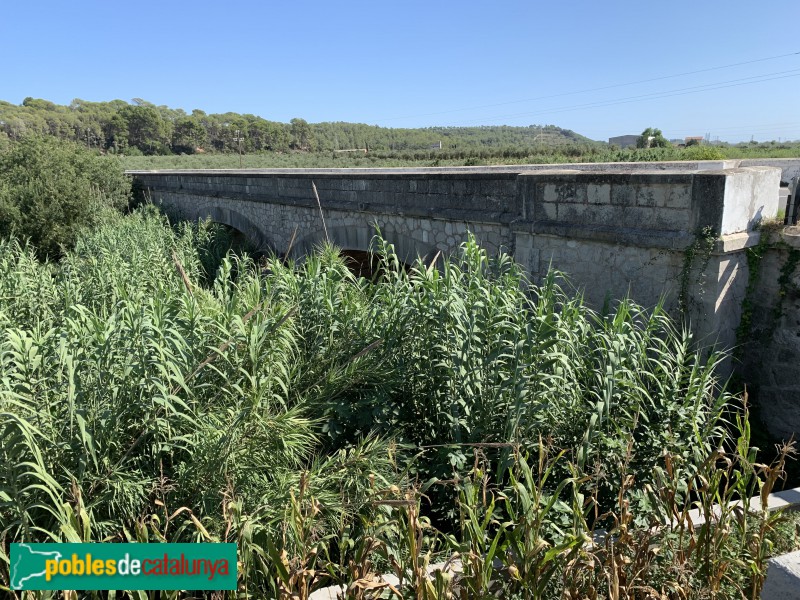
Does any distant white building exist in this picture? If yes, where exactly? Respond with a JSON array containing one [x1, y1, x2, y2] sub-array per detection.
[[609, 135, 639, 149]]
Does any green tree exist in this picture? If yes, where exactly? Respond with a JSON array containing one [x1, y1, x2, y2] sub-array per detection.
[[172, 116, 208, 153], [118, 105, 173, 154], [0, 136, 131, 258], [637, 127, 670, 149], [290, 117, 314, 151], [245, 118, 289, 152], [103, 113, 129, 152]]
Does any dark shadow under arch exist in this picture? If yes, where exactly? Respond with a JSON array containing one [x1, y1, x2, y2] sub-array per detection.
[[289, 225, 438, 267]]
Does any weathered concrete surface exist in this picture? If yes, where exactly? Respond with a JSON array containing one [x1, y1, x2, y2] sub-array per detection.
[[685, 486, 800, 527], [762, 550, 800, 599], [741, 158, 800, 186], [721, 168, 782, 235]]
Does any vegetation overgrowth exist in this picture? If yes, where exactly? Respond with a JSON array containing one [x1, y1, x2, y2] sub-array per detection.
[[3, 96, 799, 169], [0, 136, 130, 259], [119, 142, 800, 171], [0, 206, 797, 598], [0, 97, 593, 156]]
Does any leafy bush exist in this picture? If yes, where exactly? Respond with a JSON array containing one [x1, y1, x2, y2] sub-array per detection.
[[682, 144, 726, 160], [0, 136, 131, 258]]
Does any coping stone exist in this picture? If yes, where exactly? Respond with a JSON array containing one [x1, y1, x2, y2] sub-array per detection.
[[762, 550, 800, 599]]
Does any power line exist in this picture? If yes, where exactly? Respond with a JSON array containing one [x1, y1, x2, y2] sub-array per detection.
[[379, 50, 800, 123], [451, 69, 800, 123], [444, 69, 800, 126], [667, 122, 800, 140], [673, 121, 800, 133], [672, 125, 800, 137]]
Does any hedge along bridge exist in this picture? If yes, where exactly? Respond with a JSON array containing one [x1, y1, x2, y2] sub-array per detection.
[[130, 160, 793, 435]]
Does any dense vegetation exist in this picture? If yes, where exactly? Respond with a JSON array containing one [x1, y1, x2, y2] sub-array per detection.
[[120, 139, 800, 175], [0, 202, 796, 598], [0, 97, 594, 156], [3, 97, 798, 174], [0, 136, 130, 259], [121, 142, 779, 171], [636, 127, 670, 149]]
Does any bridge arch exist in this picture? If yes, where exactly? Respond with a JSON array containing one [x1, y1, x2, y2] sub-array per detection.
[[200, 205, 274, 254], [289, 225, 439, 267]]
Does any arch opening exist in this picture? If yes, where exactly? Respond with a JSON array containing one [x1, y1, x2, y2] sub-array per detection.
[[199, 205, 275, 257], [338, 248, 413, 279], [213, 223, 261, 257], [290, 225, 438, 276]]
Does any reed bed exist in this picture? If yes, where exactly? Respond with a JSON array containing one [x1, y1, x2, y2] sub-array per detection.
[[0, 207, 795, 599]]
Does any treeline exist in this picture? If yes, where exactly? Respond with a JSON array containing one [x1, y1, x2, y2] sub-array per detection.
[[0, 96, 598, 156]]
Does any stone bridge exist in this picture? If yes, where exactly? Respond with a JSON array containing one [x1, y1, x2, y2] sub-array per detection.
[[130, 160, 799, 435], [129, 159, 782, 336]]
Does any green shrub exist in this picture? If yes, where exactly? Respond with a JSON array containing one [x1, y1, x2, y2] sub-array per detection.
[[0, 136, 131, 258], [682, 144, 726, 160]]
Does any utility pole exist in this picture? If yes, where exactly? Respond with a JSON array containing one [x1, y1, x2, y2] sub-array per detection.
[[233, 129, 245, 168]]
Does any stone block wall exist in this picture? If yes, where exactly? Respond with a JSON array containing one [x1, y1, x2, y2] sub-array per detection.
[[141, 171, 522, 225], [524, 172, 695, 244], [737, 230, 800, 439], [516, 233, 683, 310], [134, 167, 779, 320], [150, 191, 514, 266]]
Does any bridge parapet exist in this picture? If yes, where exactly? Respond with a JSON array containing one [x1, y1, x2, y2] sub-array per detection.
[[131, 164, 780, 251], [518, 166, 779, 249], [134, 170, 523, 224]]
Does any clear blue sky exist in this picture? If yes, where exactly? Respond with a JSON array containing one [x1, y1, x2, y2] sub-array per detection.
[[3, 0, 799, 142]]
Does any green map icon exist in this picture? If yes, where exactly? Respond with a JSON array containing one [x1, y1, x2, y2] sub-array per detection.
[[11, 543, 63, 590]]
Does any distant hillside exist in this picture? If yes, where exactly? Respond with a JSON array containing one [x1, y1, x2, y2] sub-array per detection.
[[0, 97, 600, 156], [311, 122, 598, 153]]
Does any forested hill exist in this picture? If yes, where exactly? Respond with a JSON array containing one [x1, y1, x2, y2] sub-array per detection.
[[0, 97, 599, 156]]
